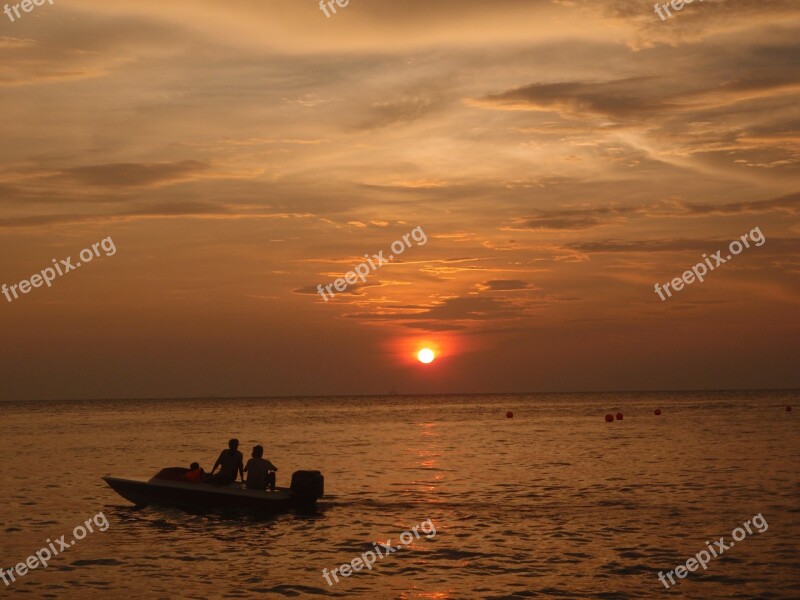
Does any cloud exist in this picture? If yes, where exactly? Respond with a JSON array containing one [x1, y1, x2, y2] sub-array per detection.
[[293, 281, 381, 298], [399, 322, 467, 332], [0, 13, 181, 86], [55, 160, 211, 188], [672, 192, 800, 216], [345, 295, 531, 330], [511, 208, 633, 231], [509, 193, 800, 231], [0, 36, 36, 49], [356, 93, 450, 130], [569, 237, 800, 254], [471, 73, 800, 122], [470, 78, 672, 119], [476, 279, 533, 291], [0, 203, 318, 229]]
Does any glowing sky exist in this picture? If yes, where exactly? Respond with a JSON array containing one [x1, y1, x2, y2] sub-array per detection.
[[1, 0, 798, 400]]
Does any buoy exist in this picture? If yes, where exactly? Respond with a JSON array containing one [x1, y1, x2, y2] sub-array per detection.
[[506, 411, 514, 419], [615, 412, 624, 420], [605, 414, 614, 422], [787, 406, 793, 412], [654, 409, 662, 416]]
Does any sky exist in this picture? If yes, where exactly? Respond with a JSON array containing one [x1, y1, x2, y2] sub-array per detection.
[[0, 0, 798, 401]]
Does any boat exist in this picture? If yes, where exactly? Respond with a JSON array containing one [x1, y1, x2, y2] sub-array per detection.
[[102, 467, 324, 513]]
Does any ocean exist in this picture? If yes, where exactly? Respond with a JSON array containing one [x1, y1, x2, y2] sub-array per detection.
[[1, 391, 798, 599]]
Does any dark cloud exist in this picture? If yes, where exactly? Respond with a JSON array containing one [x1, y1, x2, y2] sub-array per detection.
[[0, 13, 189, 86], [399, 322, 466, 331], [475, 73, 800, 122], [356, 93, 450, 130], [346, 296, 528, 328], [56, 161, 210, 188], [0, 202, 306, 229], [675, 192, 800, 216], [510, 193, 800, 231], [512, 209, 631, 231], [474, 78, 672, 119], [0, 183, 25, 202], [569, 237, 800, 254]]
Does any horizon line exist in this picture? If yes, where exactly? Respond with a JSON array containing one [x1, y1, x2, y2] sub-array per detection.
[[2, 386, 798, 403]]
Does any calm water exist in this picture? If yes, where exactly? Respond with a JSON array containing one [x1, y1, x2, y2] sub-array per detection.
[[1, 391, 798, 599]]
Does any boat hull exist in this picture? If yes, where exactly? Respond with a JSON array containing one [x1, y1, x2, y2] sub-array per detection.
[[103, 477, 303, 513]]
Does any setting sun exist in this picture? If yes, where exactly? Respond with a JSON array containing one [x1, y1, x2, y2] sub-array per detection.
[[417, 348, 436, 364]]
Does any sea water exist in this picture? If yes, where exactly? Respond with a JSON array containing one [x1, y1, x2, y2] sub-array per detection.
[[1, 391, 797, 599]]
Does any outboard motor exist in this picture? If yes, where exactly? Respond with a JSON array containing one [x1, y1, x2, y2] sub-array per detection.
[[290, 470, 324, 506]]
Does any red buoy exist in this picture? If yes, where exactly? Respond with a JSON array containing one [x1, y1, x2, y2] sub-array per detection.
[[654, 409, 662, 416], [506, 411, 514, 418], [615, 412, 623, 420], [787, 406, 793, 412], [605, 414, 614, 422]]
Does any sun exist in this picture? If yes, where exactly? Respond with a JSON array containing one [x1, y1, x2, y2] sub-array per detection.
[[417, 348, 435, 364]]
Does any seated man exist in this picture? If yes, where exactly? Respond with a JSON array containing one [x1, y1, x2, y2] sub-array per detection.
[[184, 462, 204, 482], [209, 439, 244, 485], [244, 445, 278, 491]]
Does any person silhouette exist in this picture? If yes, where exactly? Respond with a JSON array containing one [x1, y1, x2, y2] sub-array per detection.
[[244, 445, 278, 491], [184, 462, 204, 482], [209, 439, 244, 485]]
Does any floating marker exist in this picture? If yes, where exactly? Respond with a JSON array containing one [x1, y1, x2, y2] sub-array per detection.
[[615, 412, 624, 420], [506, 411, 514, 419], [654, 408, 662, 416], [605, 414, 614, 423]]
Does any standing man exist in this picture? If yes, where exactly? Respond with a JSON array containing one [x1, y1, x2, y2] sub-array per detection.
[[209, 439, 244, 485]]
